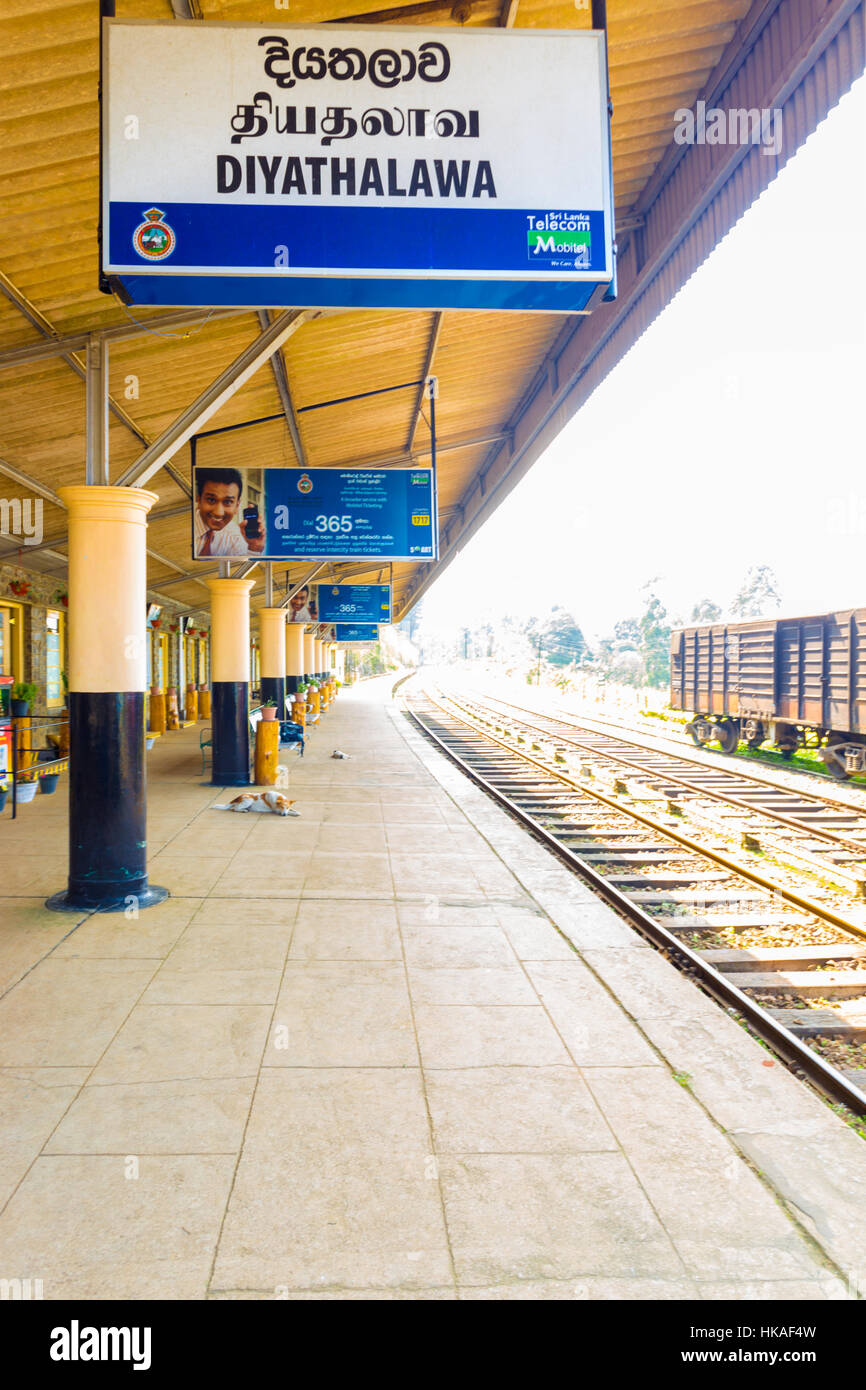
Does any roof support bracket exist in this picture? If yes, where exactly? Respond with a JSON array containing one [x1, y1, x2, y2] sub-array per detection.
[[116, 310, 310, 490]]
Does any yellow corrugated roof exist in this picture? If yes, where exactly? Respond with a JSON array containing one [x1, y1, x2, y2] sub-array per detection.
[[0, 0, 752, 618]]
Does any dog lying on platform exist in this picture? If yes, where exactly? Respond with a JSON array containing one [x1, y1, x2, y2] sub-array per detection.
[[213, 791, 300, 816]]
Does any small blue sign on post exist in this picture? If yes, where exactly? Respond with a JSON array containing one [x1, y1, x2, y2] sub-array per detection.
[[335, 624, 380, 643], [192, 466, 436, 562], [316, 584, 391, 624]]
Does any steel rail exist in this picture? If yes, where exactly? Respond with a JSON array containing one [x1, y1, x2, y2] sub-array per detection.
[[437, 688, 866, 939], [401, 684, 866, 1115], [553, 704, 866, 815], [525, 693, 866, 817], [467, 690, 866, 860]]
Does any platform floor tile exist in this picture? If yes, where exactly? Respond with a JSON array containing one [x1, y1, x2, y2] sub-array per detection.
[[0, 677, 859, 1300]]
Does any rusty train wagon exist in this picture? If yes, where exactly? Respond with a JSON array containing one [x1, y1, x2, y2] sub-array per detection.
[[669, 610, 866, 778]]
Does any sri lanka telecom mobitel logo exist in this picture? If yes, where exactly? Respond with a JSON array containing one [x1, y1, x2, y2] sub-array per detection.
[[526, 213, 591, 267]]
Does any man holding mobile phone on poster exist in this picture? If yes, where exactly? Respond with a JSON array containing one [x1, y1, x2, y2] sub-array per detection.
[[194, 467, 266, 557]]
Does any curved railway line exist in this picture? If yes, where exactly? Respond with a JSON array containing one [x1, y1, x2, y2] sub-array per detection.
[[453, 688, 866, 896], [401, 679, 866, 1119]]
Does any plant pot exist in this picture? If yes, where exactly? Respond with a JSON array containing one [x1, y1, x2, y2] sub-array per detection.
[[11, 700, 29, 717], [0, 789, 7, 813], [39, 774, 59, 795], [15, 781, 37, 803], [261, 706, 277, 721]]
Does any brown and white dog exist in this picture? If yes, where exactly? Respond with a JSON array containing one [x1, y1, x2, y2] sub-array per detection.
[[213, 791, 299, 816]]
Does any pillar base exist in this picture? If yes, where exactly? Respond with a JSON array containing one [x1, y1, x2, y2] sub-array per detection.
[[211, 680, 250, 786], [62, 690, 156, 915], [46, 883, 170, 915]]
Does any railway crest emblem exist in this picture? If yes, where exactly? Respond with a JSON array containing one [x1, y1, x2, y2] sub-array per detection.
[[132, 208, 176, 262], [297, 474, 313, 494]]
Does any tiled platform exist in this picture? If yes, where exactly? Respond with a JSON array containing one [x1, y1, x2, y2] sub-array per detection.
[[0, 676, 864, 1300]]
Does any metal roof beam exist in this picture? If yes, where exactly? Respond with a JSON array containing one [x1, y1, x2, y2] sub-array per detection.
[[146, 547, 212, 593], [406, 312, 443, 452], [256, 309, 307, 468], [0, 501, 189, 560], [278, 563, 326, 610], [0, 308, 252, 371], [0, 535, 67, 566], [0, 455, 62, 507], [311, 427, 509, 477], [0, 460, 203, 600], [0, 269, 191, 497], [394, 0, 863, 620], [85, 335, 109, 487], [331, 1, 452, 21], [116, 310, 310, 490], [168, 558, 395, 617]]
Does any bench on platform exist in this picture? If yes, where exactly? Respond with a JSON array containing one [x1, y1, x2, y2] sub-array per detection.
[[200, 704, 305, 773]]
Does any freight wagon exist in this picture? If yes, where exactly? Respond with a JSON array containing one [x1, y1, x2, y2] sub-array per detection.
[[669, 609, 866, 778]]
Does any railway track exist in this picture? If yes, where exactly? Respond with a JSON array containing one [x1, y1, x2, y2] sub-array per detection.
[[402, 680, 866, 1117], [451, 687, 866, 897]]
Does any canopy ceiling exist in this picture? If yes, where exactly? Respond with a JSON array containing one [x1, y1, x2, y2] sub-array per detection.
[[0, 0, 860, 620]]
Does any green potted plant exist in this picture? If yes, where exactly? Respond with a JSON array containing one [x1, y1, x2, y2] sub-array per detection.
[[261, 698, 277, 722], [11, 681, 37, 717]]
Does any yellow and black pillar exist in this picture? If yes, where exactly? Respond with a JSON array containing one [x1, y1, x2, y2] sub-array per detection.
[[285, 623, 304, 696], [48, 485, 167, 913], [207, 577, 255, 786], [259, 608, 287, 721]]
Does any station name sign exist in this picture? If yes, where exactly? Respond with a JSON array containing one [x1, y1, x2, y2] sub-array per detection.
[[102, 20, 614, 313], [316, 584, 392, 624], [193, 466, 436, 562]]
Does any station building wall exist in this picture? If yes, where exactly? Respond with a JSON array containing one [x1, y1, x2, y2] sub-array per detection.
[[1, 562, 67, 718]]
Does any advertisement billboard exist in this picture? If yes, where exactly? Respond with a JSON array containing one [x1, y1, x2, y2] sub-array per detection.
[[103, 22, 614, 313], [193, 465, 435, 562], [316, 584, 391, 624], [335, 624, 379, 643]]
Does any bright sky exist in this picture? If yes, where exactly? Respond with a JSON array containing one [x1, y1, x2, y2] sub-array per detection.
[[421, 75, 866, 645]]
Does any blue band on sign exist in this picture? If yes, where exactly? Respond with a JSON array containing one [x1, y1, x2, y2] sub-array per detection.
[[116, 273, 605, 313], [109, 202, 608, 277]]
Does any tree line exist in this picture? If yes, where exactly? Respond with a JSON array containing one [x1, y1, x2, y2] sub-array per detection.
[[402, 564, 783, 690]]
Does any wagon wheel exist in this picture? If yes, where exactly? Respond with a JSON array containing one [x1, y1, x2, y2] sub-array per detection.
[[690, 719, 711, 748], [825, 734, 850, 780], [826, 757, 850, 780], [744, 718, 765, 751], [716, 720, 739, 755]]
